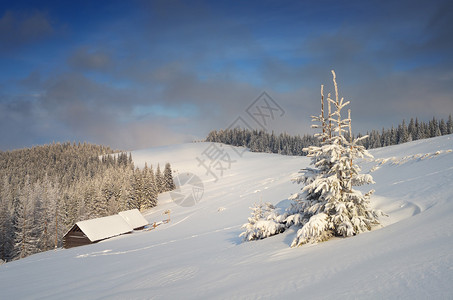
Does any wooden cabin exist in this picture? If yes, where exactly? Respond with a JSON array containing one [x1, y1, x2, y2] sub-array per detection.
[[63, 209, 148, 249], [63, 224, 91, 248]]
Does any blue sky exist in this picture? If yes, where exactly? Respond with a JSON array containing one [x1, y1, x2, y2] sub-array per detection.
[[1, 0, 452, 150]]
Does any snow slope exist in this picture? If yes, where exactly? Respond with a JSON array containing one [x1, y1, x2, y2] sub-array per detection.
[[1, 136, 453, 299]]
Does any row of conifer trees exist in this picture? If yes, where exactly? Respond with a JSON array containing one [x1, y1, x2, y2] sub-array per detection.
[[205, 115, 453, 155], [0, 142, 175, 262], [356, 116, 453, 149], [206, 129, 317, 155]]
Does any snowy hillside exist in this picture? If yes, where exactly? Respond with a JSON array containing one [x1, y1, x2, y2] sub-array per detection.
[[1, 136, 453, 299]]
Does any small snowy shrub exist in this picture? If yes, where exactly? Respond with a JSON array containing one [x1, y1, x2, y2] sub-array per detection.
[[240, 202, 286, 241]]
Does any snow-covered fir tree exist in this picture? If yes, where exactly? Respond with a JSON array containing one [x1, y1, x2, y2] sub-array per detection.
[[0, 176, 14, 261], [142, 163, 158, 209], [447, 115, 453, 134], [13, 176, 38, 259], [42, 175, 63, 250], [155, 164, 164, 194], [163, 163, 176, 192], [129, 167, 145, 210], [240, 70, 383, 247], [288, 70, 382, 246]]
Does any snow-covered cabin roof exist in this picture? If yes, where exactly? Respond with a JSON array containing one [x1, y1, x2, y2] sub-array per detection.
[[76, 215, 133, 242], [118, 209, 148, 229]]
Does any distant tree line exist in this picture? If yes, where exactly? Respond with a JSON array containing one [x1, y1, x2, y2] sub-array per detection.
[[0, 142, 175, 262], [205, 115, 453, 154], [355, 116, 453, 149], [206, 129, 319, 156]]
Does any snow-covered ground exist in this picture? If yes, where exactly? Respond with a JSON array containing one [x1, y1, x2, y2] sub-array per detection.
[[1, 136, 453, 299]]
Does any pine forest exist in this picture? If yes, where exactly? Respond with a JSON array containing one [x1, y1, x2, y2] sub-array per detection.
[[0, 142, 175, 262]]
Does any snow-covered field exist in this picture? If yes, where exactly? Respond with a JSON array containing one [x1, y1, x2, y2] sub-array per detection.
[[1, 136, 453, 299]]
